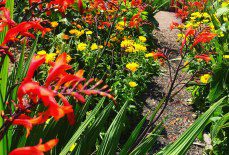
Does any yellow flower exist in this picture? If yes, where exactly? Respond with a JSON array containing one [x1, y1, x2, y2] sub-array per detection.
[[133, 43, 147, 52], [191, 12, 201, 18], [115, 21, 125, 31], [121, 39, 134, 48], [86, 30, 93, 35], [200, 74, 211, 84], [91, 43, 98, 50], [46, 53, 57, 63], [99, 45, 104, 49], [77, 43, 87, 51], [222, 2, 228, 7], [37, 50, 47, 55], [223, 55, 229, 59], [203, 12, 210, 19], [51, 21, 58, 28], [67, 54, 72, 62], [139, 36, 147, 43], [69, 143, 76, 152], [145, 53, 153, 58], [69, 29, 78, 34], [129, 81, 137, 87], [125, 46, 135, 53], [69, 29, 84, 37], [126, 62, 139, 72]]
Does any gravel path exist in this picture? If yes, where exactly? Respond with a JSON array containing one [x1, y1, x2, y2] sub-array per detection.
[[143, 11, 204, 154]]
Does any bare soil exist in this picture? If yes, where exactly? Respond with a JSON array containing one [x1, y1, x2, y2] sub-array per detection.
[[142, 11, 204, 154]]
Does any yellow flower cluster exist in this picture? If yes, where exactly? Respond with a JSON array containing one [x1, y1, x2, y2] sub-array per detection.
[[115, 21, 125, 31], [69, 29, 85, 37], [37, 50, 72, 63], [129, 81, 137, 87], [77, 43, 87, 51], [121, 39, 147, 53], [126, 62, 139, 72], [200, 74, 211, 84]]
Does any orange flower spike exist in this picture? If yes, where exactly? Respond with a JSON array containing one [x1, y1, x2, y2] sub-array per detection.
[[45, 53, 72, 87], [195, 54, 211, 63], [192, 31, 217, 48], [71, 92, 86, 103], [151, 52, 167, 60], [9, 139, 58, 155], [180, 27, 195, 53]]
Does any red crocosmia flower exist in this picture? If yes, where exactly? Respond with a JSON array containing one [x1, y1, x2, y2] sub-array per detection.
[[170, 22, 180, 30], [1, 21, 50, 45], [93, 0, 107, 10], [13, 114, 43, 137], [0, 0, 6, 6], [45, 53, 72, 87], [195, 54, 211, 63], [0, 46, 14, 62], [58, 93, 75, 125], [47, 0, 75, 13], [25, 55, 46, 80], [78, 0, 84, 15], [0, 7, 16, 31], [131, 0, 142, 7], [180, 27, 195, 53], [129, 13, 142, 29], [151, 52, 167, 60], [18, 80, 73, 121], [9, 138, 58, 155], [191, 30, 217, 48]]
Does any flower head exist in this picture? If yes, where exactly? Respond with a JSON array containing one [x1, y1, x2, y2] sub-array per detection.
[[129, 81, 137, 87], [9, 139, 58, 155], [200, 74, 211, 84], [51, 21, 58, 28], [77, 43, 87, 51], [126, 62, 139, 72], [139, 36, 146, 42], [91, 43, 98, 50]]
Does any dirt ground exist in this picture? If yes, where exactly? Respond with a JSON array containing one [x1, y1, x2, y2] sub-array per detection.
[[142, 11, 204, 154]]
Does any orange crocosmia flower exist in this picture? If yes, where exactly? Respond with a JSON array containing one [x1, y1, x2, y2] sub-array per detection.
[[129, 13, 142, 28], [9, 139, 58, 155], [195, 54, 211, 63], [180, 27, 195, 53], [45, 53, 72, 87], [12, 114, 43, 137], [192, 31, 217, 48]]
